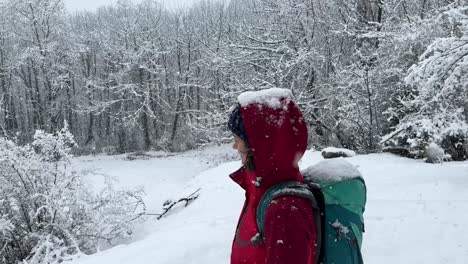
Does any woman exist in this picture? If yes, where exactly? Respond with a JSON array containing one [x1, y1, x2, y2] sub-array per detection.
[[227, 88, 316, 264]]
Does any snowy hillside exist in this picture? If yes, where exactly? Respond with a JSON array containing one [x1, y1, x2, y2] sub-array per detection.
[[70, 146, 468, 264]]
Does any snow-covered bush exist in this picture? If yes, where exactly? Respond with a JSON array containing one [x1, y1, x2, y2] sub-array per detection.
[[425, 142, 448, 163], [0, 127, 145, 264], [383, 4, 468, 161], [385, 111, 468, 159]]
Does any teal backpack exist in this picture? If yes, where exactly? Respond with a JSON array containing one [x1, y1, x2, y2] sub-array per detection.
[[256, 159, 366, 264]]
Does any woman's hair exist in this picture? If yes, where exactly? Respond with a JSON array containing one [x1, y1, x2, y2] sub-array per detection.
[[244, 142, 255, 172]]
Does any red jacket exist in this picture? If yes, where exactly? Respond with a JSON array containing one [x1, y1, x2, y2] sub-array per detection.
[[230, 97, 316, 264]]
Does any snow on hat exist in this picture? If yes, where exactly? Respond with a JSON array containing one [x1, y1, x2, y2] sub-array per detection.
[[237, 88, 293, 109], [228, 104, 249, 143], [228, 88, 293, 142]]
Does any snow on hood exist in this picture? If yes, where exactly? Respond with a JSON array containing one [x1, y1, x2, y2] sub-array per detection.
[[237, 88, 308, 189], [238, 88, 293, 109]]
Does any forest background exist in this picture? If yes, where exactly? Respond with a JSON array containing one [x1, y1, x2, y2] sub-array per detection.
[[0, 0, 467, 160]]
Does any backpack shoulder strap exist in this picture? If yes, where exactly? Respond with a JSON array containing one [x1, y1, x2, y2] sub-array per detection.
[[256, 181, 323, 264]]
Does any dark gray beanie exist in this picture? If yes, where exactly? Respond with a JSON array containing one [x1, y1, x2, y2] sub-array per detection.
[[228, 104, 249, 143]]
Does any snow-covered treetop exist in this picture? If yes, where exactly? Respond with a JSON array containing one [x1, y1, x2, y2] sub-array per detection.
[[238, 88, 293, 109]]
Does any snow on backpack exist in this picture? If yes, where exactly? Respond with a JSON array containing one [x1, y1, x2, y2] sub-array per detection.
[[256, 159, 366, 264]]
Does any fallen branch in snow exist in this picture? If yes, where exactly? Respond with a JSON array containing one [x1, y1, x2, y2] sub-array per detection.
[[382, 147, 417, 158], [146, 189, 201, 220], [126, 152, 176, 161]]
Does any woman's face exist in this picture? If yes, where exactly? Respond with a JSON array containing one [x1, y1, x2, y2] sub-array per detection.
[[232, 135, 249, 165]]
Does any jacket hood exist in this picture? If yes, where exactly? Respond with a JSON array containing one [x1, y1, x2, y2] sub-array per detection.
[[233, 88, 308, 189]]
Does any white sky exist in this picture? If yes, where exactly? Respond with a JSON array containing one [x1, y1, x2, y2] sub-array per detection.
[[64, 0, 201, 12]]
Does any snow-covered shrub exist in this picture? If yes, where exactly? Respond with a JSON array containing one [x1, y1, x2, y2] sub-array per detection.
[[425, 142, 448, 163], [383, 4, 468, 161], [0, 127, 145, 264], [32, 123, 77, 162], [441, 134, 467, 161], [385, 111, 468, 159]]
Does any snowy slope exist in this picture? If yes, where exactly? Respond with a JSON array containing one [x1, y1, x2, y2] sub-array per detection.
[[70, 146, 468, 264]]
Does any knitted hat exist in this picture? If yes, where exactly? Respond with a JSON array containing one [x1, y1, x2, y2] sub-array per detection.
[[228, 104, 249, 143]]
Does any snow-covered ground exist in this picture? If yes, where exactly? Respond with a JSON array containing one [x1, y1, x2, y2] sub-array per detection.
[[70, 145, 468, 264]]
